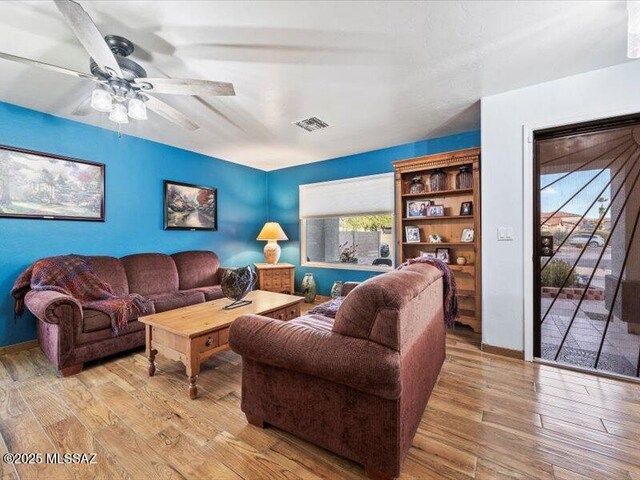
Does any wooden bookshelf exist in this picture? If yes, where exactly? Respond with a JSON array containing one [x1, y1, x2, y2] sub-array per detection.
[[393, 147, 481, 333]]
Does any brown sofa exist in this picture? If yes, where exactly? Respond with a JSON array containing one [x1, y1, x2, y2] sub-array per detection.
[[229, 263, 446, 480], [24, 250, 224, 376]]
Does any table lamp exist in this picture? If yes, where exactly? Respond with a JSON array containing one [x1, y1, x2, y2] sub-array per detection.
[[257, 222, 288, 264]]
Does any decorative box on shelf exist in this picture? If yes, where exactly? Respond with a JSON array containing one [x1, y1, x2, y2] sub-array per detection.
[[393, 147, 482, 333], [254, 263, 295, 294]]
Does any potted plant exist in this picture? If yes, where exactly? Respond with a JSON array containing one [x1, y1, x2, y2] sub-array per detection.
[[339, 242, 358, 264]]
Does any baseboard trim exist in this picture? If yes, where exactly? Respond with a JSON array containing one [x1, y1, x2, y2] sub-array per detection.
[[0, 339, 38, 356], [481, 343, 524, 360]]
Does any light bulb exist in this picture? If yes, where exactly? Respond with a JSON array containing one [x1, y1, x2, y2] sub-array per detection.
[[128, 97, 147, 120], [90, 87, 113, 113], [109, 102, 129, 124]]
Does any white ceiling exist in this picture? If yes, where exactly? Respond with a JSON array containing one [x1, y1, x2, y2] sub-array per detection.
[[0, 1, 632, 171]]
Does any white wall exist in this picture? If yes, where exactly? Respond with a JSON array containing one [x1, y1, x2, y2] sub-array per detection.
[[481, 60, 640, 355]]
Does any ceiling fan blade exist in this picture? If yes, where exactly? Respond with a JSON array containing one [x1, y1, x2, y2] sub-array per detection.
[[0, 52, 95, 80], [135, 78, 235, 96], [142, 94, 199, 131], [53, 0, 123, 78]]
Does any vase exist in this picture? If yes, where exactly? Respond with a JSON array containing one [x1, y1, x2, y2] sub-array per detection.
[[455, 165, 473, 189], [331, 281, 344, 298], [408, 175, 425, 194], [301, 273, 317, 303], [221, 266, 256, 308], [430, 169, 447, 192]]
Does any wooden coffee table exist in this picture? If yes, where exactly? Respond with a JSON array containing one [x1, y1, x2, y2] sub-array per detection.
[[139, 290, 303, 399]]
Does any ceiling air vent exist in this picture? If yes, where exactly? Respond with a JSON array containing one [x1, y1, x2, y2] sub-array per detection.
[[293, 116, 330, 132]]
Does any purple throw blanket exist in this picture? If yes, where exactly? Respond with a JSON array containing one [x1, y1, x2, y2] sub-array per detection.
[[11, 254, 152, 335], [397, 257, 458, 327]]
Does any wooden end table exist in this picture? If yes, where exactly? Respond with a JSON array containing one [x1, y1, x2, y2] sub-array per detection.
[[139, 290, 303, 399], [254, 263, 295, 294]]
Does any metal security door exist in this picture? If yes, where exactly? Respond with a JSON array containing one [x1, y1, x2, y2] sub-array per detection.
[[534, 116, 640, 379]]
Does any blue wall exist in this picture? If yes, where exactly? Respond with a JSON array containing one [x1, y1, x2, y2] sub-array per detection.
[[267, 131, 481, 295], [0, 102, 267, 347], [0, 99, 479, 347]]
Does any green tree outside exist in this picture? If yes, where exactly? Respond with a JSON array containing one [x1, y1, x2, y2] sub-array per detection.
[[340, 214, 393, 232]]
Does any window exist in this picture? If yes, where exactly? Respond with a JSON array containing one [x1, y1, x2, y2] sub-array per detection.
[[303, 214, 394, 269], [299, 173, 395, 271]]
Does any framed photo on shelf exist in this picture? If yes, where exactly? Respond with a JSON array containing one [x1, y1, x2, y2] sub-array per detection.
[[405, 225, 421, 243], [420, 251, 436, 259], [426, 204, 445, 217], [461, 228, 475, 243], [436, 248, 450, 264], [406, 200, 431, 218], [460, 201, 473, 216]]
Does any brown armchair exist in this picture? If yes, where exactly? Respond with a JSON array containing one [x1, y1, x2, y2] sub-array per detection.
[[229, 263, 446, 480]]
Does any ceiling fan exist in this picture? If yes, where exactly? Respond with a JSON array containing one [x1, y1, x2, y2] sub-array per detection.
[[0, 0, 235, 130]]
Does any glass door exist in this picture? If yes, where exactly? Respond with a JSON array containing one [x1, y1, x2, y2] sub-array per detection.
[[534, 117, 640, 379]]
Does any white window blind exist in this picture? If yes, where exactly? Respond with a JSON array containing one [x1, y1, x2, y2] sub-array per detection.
[[299, 173, 394, 219]]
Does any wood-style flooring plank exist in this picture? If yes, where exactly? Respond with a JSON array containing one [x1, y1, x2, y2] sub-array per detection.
[[0, 383, 73, 480], [0, 330, 637, 480]]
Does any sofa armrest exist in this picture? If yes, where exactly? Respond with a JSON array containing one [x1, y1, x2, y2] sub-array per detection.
[[24, 290, 82, 325], [229, 314, 401, 399]]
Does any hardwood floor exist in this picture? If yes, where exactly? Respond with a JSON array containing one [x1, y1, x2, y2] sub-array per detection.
[[1, 329, 639, 479]]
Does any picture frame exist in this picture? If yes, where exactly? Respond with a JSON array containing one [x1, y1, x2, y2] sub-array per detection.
[[0, 144, 105, 221], [420, 251, 436, 259], [426, 204, 445, 217], [436, 248, 450, 264], [406, 200, 431, 218], [164, 180, 217, 231], [461, 228, 475, 243], [460, 201, 473, 216], [405, 225, 421, 243], [428, 233, 443, 243]]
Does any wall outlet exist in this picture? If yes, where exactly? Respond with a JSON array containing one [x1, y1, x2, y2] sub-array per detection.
[[497, 227, 514, 241]]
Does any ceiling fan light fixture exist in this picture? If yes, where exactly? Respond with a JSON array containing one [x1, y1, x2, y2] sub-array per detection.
[[109, 101, 129, 124], [128, 96, 147, 121], [90, 87, 113, 113], [628, 1, 640, 58]]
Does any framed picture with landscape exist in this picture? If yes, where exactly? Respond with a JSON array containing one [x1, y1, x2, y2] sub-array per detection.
[[0, 145, 104, 221], [164, 180, 217, 231]]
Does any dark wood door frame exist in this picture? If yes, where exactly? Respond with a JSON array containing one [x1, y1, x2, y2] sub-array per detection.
[[532, 112, 640, 362]]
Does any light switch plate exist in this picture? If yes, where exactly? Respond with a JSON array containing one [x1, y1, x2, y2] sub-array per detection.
[[497, 227, 514, 241]]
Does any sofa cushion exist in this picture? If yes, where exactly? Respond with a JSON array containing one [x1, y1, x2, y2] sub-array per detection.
[[82, 305, 154, 333], [148, 290, 205, 313], [82, 309, 112, 332], [121, 253, 179, 296], [77, 319, 145, 345], [172, 250, 221, 290], [333, 264, 442, 350], [86, 256, 129, 296], [184, 286, 224, 301]]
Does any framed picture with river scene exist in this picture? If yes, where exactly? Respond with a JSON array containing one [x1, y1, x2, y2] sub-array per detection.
[[164, 180, 217, 231], [0, 145, 104, 221]]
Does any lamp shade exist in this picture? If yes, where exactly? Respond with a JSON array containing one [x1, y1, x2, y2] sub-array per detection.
[[257, 222, 288, 241]]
